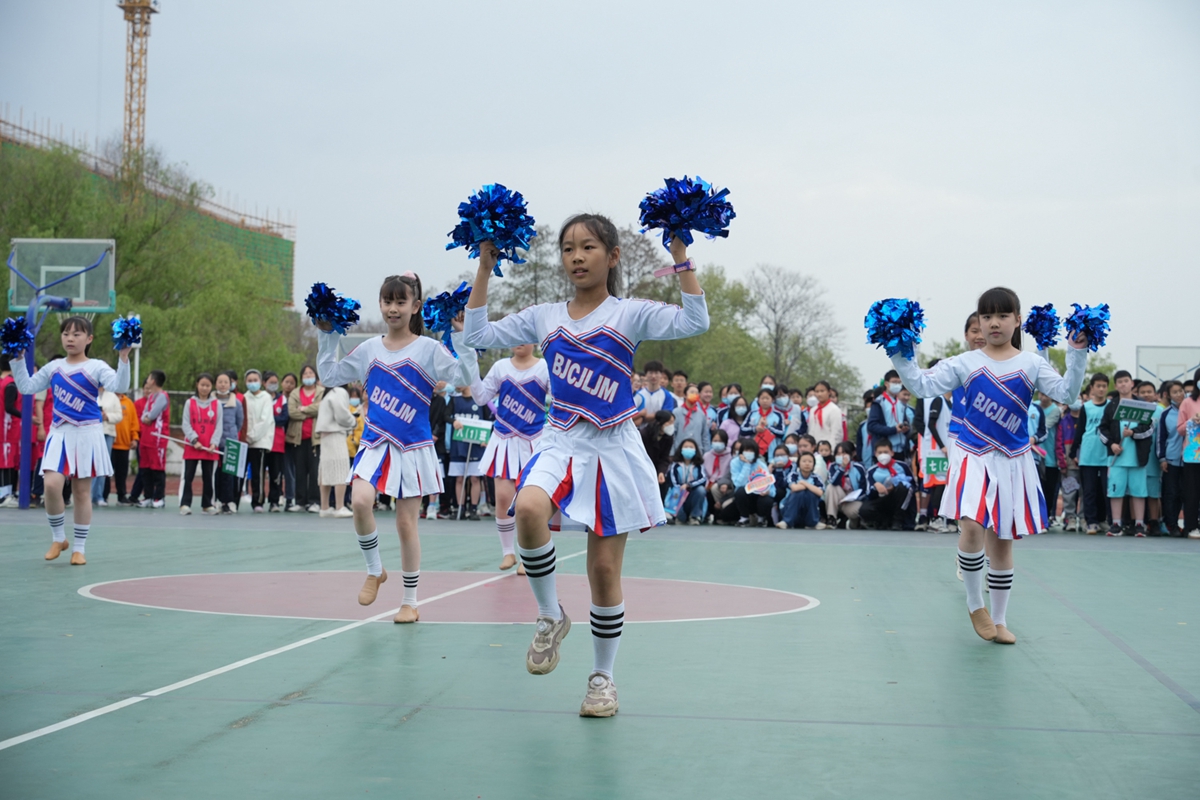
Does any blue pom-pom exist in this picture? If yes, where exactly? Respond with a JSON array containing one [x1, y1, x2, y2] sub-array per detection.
[[445, 184, 537, 277], [638, 175, 736, 250], [1063, 303, 1110, 353], [1, 317, 35, 358], [1022, 304, 1060, 351], [111, 316, 143, 350], [305, 282, 361, 335], [864, 299, 926, 360], [422, 281, 472, 355]]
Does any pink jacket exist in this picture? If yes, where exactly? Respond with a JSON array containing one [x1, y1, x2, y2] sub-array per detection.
[[1177, 396, 1200, 435]]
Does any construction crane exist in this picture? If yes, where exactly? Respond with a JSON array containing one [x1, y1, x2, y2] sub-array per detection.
[[118, 0, 158, 164]]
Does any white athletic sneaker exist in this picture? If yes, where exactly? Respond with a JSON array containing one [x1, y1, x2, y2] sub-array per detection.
[[253, 506, 265, 514], [579, 672, 619, 718], [136, 499, 153, 508], [268, 504, 282, 513], [527, 605, 570, 675], [95, 499, 108, 507], [179, 506, 192, 516], [333, 507, 354, 518], [286, 503, 303, 513], [1188, 530, 1200, 540], [152, 499, 165, 509], [319, 508, 333, 518], [307, 504, 320, 513], [929, 517, 948, 533], [225, 502, 238, 514], [0, 495, 18, 508], [202, 506, 219, 515]]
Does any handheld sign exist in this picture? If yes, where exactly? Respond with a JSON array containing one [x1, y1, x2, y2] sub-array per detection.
[[924, 455, 949, 478], [452, 418, 493, 446], [1114, 399, 1157, 425], [221, 440, 248, 477]]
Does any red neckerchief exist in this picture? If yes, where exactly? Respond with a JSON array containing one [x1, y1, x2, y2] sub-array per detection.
[[876, 460, 898, 478], [814, 399, 832, 428], [879, 392, 899, 422], [711, 451, 722, 476], [683, 399, 699, 427]]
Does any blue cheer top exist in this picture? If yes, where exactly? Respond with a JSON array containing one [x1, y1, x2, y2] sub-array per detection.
[[11, 357, 130, 427], [317, 331, 478, 452], [470, 356, 549, 440], [463, 292, 709, 432], [891, 348, 1087, 458]]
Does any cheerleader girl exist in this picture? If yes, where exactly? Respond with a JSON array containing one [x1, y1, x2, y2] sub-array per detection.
[[315, 273, 478, 622], [468, 343, 549, 572], [464, 215, 709, 717], [11, 317, 130, 564], [889, 288, 1089, 645]]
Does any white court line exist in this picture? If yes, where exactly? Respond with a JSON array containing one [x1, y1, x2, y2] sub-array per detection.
[[78, 573, 819, 625], [0, 550, 587, 752]]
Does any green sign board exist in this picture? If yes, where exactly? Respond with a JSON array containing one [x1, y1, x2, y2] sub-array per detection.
[[221, 440, 248, 477], [1114, 399, 1157, 426], [925, 456, 949, 476], [452, 419, 493, 446]]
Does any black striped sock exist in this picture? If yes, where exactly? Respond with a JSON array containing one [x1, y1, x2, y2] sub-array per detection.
[[402, 570, 419, 606], [988, 568, 1013, 626], [47, 513, 66, 541], [957, 548, 986, 612], [73, 524, 89, 553], [591, 602, 625, 679], [356, 531, 382, 576], [518, 540, 560, 619]]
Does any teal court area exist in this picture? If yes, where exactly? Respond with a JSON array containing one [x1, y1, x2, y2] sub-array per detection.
[[0, 508, 1197, 799]]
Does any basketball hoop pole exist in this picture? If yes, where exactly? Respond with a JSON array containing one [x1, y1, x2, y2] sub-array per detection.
[[7, 248, 110, 509]]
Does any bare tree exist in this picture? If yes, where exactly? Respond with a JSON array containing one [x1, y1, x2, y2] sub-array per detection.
[[491, 225, 572, 314], [745, 263, 844, 387], [616, 225, 669, 298]]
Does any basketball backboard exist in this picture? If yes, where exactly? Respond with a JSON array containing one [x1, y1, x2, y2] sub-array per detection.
[[1136, 346, 1200, 385], [8, 238, 116, 314]]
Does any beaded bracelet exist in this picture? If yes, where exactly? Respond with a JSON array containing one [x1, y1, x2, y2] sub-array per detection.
[[653, 259, 696, 278]]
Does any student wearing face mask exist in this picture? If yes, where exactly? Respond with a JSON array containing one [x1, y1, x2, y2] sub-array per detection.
[[214, 372, 245, 514], [721, 395, 749, 443], [868, 371, 912, 461], [795, 434, 829, 484], [777, 451, 825, 529], [859, 440, 917, 531], [672, 384, 711, 456], [856, 389, 877, 470], [826, 442, 867, 529], [716, 383, 742, 424], [666, 438, 708, 525], [287, 365, 324, 512], [704, 429, 732, 489], [724, 440, 773, 526], [641, 410, 676, 500], [243, 369, 276, 514]]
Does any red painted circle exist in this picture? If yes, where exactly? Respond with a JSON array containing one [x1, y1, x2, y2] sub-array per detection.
[[83, 571, 815, 623]]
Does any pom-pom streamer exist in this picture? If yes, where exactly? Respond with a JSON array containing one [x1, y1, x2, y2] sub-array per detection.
[[422, 281, 472, 355], [305, 282, 361, 335], [1022, 304, 1060, 351], [1, 317, 35, 358], [638, 175, 735, 250], [864, 299, 926, 360], [445, 184, 537, 276], [1063, 303, 1110, 353], [111, 316, 143, 350]]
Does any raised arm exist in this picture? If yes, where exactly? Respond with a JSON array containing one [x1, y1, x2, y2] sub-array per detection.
[[94, 358, 130, 394], [431, 330, 482, 391], [317, 332, 369, 388], [11, 359, 56, 396], [470, 361, 505, 407], [890, 355, 963, 400], [1034, 344, 1087, 405]]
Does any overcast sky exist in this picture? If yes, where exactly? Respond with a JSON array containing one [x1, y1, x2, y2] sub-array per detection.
[[3, 0, 1198, 385]]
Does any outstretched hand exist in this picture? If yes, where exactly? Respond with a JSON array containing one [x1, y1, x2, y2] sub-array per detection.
[[479, 241, 500, 275], [451, 311, 465, 333]]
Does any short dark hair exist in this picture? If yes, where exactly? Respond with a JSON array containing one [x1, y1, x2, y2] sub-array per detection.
[[835, 440, 857, 457], [1089, 373, 1109, 389], [1113, 370, 1132, 382], [559, 213, 622, 297], [964, 312, 979, 334], [738, 437, 759, 457], [874, 438, 894, 453], [798, 451, 816, 465], [883, 369, 899, 382], [194, 372, 214, 392], [672, 370, 688, 380], [799, 434, 817, 447], [642, 360, 666, 375], [148, 369, 166, 388]]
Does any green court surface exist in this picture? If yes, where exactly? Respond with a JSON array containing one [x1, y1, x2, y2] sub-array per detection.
[[1, 508, 1197, 799]]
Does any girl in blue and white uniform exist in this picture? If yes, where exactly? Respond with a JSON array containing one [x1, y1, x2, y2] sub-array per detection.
[[890, 288, 1088, 646], [464, 214, 708, 717], [469, 344, 549, 572], [11, 316, 131, 564], [316, 273, 478, 623]]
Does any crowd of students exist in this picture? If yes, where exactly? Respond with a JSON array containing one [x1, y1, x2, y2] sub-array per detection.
[[3, 352, 1198, 539]]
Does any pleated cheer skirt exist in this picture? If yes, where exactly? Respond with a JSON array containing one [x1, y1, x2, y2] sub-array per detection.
[[41, 424, 112, 479], [351, 442, 443, 500], [480, 433, 537, 482], [942, 445, 1048, 539], [515, 422, 665, 537]]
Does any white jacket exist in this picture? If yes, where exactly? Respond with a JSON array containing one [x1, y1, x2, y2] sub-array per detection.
[[314, 386, 355, 436], [98, 389, 123, 438], [244, 390, 276, 449]]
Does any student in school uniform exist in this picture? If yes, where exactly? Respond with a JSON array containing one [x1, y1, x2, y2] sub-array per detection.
[[1069, 374, 1111, 535], [1097, 371, 1153, 536]]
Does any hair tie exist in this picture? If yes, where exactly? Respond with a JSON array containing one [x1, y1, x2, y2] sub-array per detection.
[[401, 271, 417, 280]]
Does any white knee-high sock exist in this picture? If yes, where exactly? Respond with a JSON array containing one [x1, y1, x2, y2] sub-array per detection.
[[48, 513, 66, 543], [357, 531, 382, 576], [988, 568, 1013, 626], [496, 518, 516, 556], [590, 602, 624, 680], [73, 524, 89, 554], [402, 570, 419, 607], [518, 539, 561, 620], [957, 549, 986, 613]]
